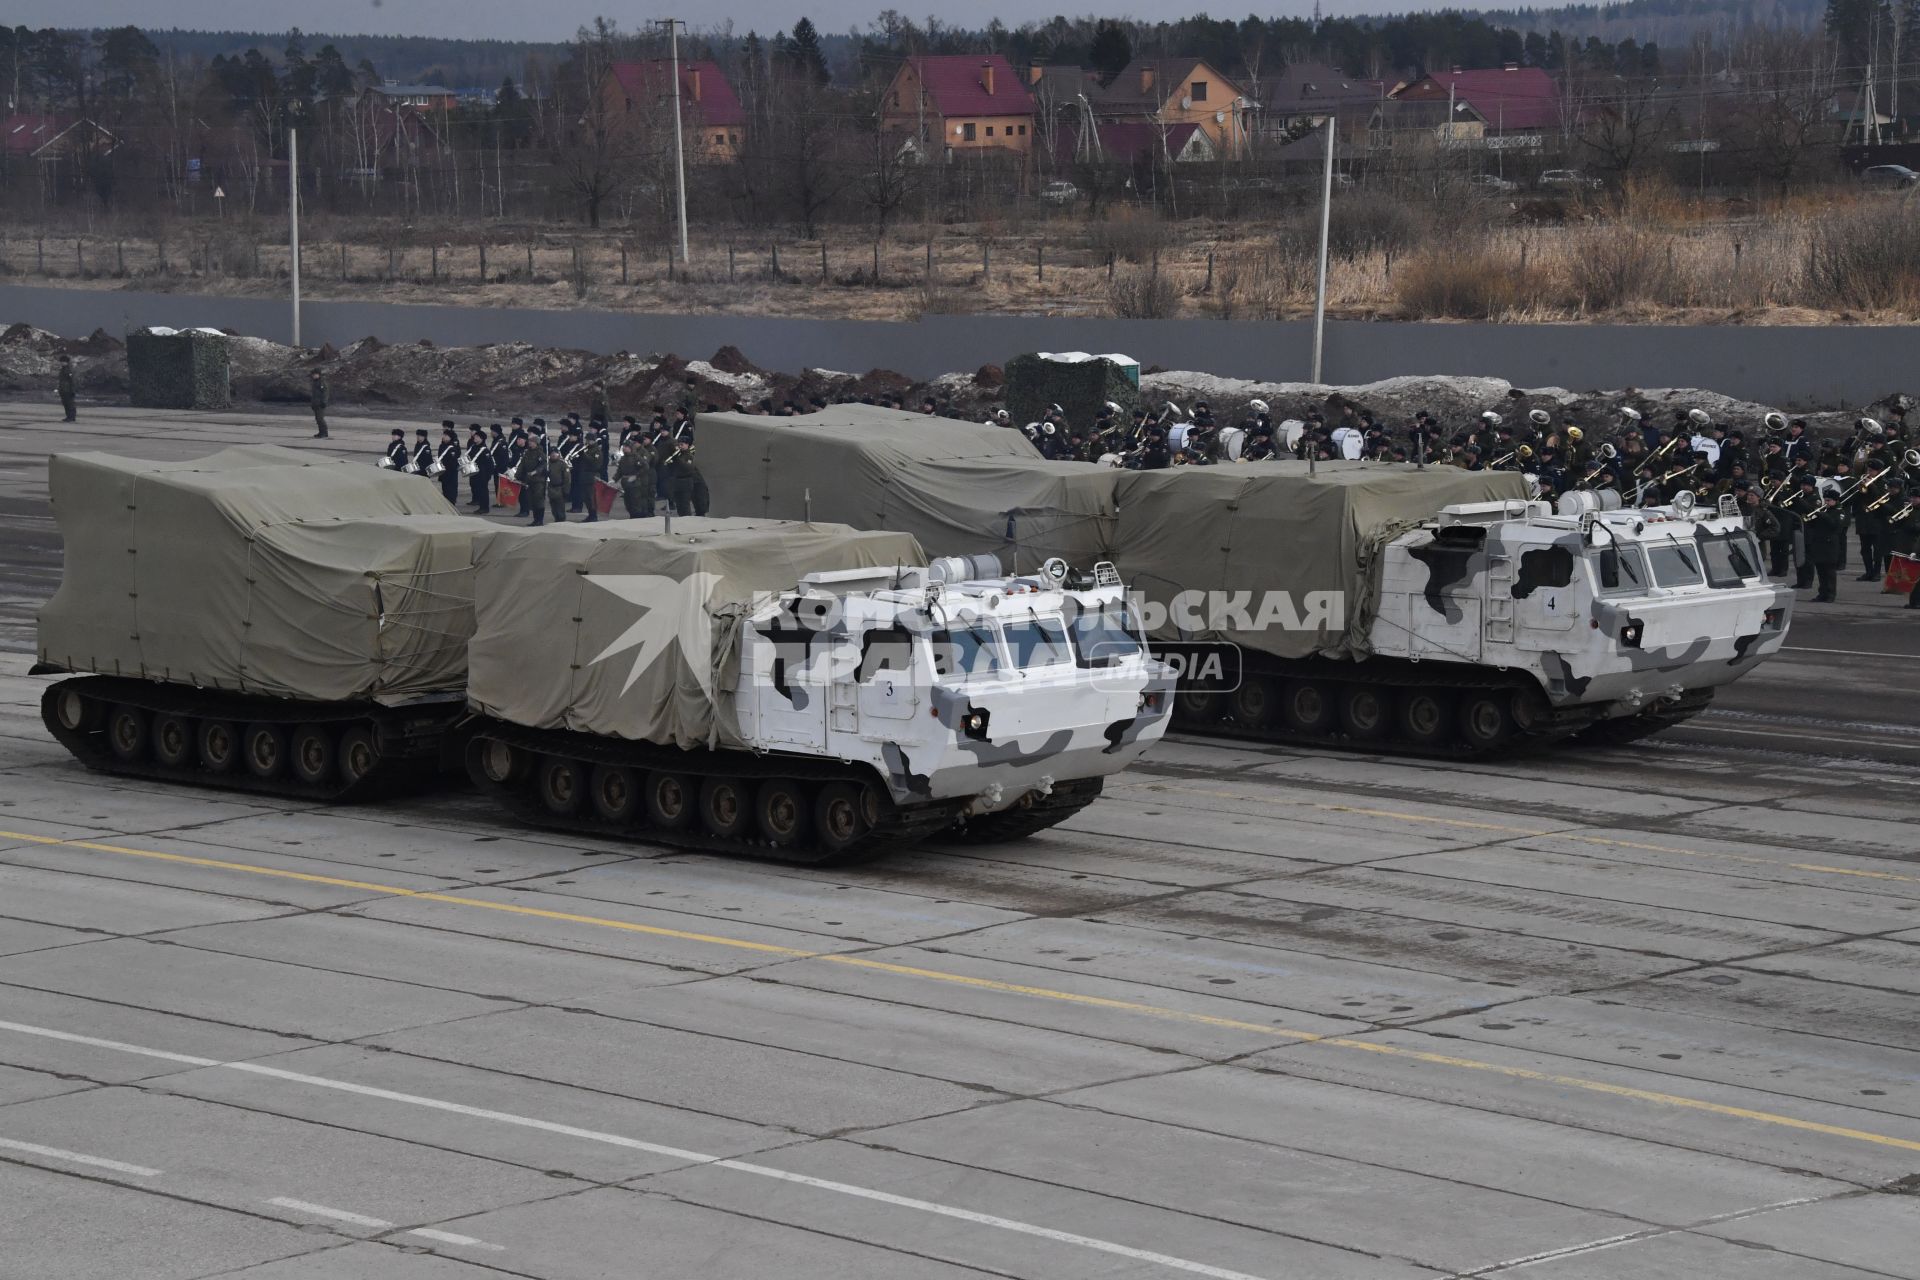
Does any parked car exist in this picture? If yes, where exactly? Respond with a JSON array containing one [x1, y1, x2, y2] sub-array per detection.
[[1040, 180, 1081, 206], [1467, 174, 1519, 194], [1538, 168, 1603, 191], [1862, 164, 1920, 190]]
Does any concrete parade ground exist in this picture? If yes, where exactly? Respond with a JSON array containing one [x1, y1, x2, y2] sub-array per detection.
[[0, 400, 1918, 1280]]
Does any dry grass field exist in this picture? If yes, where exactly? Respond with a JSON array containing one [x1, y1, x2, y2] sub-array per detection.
[[5, 183, 1917, 324]]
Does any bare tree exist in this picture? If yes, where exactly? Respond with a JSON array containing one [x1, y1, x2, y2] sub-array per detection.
[[1724, 29, 1842, 192], [543, 19, 644, 228], [1577, 77, 1680, 179]]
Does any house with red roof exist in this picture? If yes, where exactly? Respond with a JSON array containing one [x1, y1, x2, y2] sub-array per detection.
[[606, 59, 747, 162], [1052, 120, 1213, 167], [880, 55, 1035, 160], [2, 114, 117, 161], [1390, 66, 1567, 137]]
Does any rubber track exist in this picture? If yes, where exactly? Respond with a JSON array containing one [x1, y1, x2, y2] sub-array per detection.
[[1165, 650, 1598, 760], [40, 676, 464, 802], [941, 779, 1105, 844], [465, 718, 970, 867]]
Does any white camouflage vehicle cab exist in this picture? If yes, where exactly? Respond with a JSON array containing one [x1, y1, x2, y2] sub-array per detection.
[[734, 554, 1174, 840], [1372, 491, 1792, 745]]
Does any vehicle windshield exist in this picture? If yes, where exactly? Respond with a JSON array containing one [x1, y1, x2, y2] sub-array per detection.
[[1003, 616, 1074, 670], [1700, 530, 1764, 588], [1068, 599, 1144, 668], [930, 621, 1002, 681], [1592, 544, 1649, 595], [1647, 541, 1705, 588]]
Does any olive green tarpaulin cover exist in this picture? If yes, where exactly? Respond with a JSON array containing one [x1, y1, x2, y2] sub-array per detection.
[[37, 445, 488, 702], [697, 408, 1528, 659], [467, 518, 926, 749]]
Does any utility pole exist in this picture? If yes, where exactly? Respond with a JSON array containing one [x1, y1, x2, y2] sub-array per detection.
[[289, 126, 302, 348], [1309, 114, 1336, 385], [659, 18, 690, 263]]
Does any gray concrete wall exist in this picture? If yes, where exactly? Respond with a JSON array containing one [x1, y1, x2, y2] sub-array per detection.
[[4, 282, 1913, 407]]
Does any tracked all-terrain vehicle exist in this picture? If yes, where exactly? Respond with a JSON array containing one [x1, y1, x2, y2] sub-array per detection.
[[696, 406, 1792, 757], [35, 446, 486, 798], [460, 520, 1172, 865]]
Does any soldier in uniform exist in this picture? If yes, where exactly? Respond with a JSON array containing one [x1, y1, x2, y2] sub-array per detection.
[[411, 429, 435, 480], [383, 428, 409, 470], [1886, 491, 1920, 607], [589, 381, 611, 426], [436, 425, 462, 505], [308, 369, 329, 437], [616, 439, 655, 517], [666, 438, 709, 516], [465, 424, 493, 514], [512, 432, 551, 526], [1802, 488, 1848, 602], [547, 434, 571, 524], [56, 355, 77, 422]]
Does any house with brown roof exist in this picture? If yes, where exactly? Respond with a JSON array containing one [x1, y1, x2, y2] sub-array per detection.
[[607, 59, 747, 162], [1094, 57, 1251, 157], [880, 55, 1036, 160]]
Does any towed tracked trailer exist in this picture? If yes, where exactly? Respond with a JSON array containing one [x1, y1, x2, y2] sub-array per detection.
[[696, 406, 1793, 757], [35, 446, 486, 799], [459, 521, 1171, 865]]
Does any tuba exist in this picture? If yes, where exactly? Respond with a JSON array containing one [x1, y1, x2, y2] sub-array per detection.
[[1763, 411, 1788, 436]]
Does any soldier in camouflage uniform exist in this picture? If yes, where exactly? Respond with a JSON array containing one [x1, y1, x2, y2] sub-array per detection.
[[308, 370, 328, 437], [513, 433, 552, 526], [547, 437, 571, 524], [616, 439, 654, 518]]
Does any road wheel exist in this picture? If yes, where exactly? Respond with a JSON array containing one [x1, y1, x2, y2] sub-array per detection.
[[1510, 684, 1552, 735], [151, 713, 195, 769], [1280, 678, 1337, 735], [106, 705, 149, 763], [198, 720, 239, 774], [290, 724, 336, 785], [53, 688, 98, 732], [1337, 684, 1389, 742], [1173, 688, 1224, 726], [242, 724, 287, 779], [537, 756, 585, 816], [339, 727, 381, 786], [700, 777, 753, 840], [1457, 692, 1516, 752], [814, 781, 873, 855], [1228, 675, 1278, 728], [1397, 690, 1457, 749], [645, 772, 695, 830], [755, 779, 810, 847], [590, 765, 640, 823]]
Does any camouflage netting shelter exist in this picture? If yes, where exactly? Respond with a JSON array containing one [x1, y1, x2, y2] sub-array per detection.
[[37, 445, 487, 701], [467, 518, 926, 750], [1004, 352, 1141, 430], [698, 408, 1528, 660], [127, 327, 232, 410]]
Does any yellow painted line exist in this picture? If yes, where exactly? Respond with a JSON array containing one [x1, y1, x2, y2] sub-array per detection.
[[1121, 786, 1920, 887], [6, 827, 1920, 1156], [0, 831, 813, 959]]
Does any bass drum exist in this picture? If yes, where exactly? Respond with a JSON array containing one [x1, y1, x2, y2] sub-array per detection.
[[1166, 424, 1194, 453], [1218, 426, 1246, 461]]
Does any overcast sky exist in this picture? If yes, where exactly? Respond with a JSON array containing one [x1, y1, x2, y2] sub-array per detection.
[[8, 0, 1554, 43]]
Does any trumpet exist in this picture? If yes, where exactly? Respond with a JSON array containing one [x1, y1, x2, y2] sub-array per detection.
[[1889, 503, 1916, 526], [1863, 488, 1896, 514]]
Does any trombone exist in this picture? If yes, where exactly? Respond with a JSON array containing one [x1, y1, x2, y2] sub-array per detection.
[[1578, 442, 1618, 488], [1489, 444, 1534, 470], [1647, 435, 1686, 467]]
